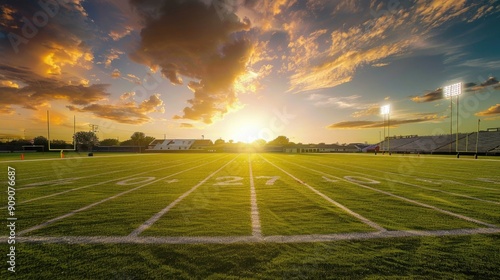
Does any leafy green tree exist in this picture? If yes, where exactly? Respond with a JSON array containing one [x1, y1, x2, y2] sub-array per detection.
[[268, 136, 289, 146], [100, 138, 120, 146], [214, 139, 225, 145], [33, 136, 48, 149], [143, 136, 156, 147], [252, 139, 267, 146], [120, 139, 135, 146], [131, 132, 146, 152], [50, 139, 69, 149], [74, 131, 99, 152]]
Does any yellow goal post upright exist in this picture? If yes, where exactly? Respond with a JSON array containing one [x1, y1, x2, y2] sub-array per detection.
[[47, 111, 77, 157]]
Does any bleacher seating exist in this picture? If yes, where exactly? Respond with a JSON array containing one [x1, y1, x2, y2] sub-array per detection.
[[378, 131, 500, 153]]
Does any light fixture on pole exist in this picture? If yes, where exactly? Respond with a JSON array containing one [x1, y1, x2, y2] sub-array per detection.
[[443, 82, 462, 156], [380, 104, 391, 154]]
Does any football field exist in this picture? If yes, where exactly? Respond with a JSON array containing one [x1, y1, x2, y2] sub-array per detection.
[[1, 152, 499, 279]]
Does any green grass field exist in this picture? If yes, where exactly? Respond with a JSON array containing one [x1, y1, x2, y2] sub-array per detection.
[[1, 152, 499, 279]]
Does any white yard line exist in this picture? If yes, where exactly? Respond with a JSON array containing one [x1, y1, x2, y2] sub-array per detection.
[[260, 155, 386, 232], [283, 158, 498, 228], [310, 161, 500, 205], [128, 155, 240, 237], [0, 153, 159, 164], [12, 158, 175, 185], [18, 156, 228, 236], [248, 154, 262, 238], [320, 158, 500, 192], [4, 156, 213, 208], [18, 166, 148, 191], [6, 227, 500, 245]]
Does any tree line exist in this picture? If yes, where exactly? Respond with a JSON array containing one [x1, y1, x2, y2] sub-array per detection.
[[0, 131, 155, 152]]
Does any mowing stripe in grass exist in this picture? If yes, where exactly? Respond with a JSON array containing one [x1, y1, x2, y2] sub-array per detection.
[[287, 159, 498, 228], [260, 155, 386, 232], [5, 156, 157, 185], [17, 162, 163, 191], [249, 154, 262, 238], [18, 155, 229, 236], [6, 155, 215, 207], [129, 155, 239, 237], [315, 155, 500, 193], [7, 227, 500, 244], [0, 152, 159, 163], [308, 160, 499, 205]]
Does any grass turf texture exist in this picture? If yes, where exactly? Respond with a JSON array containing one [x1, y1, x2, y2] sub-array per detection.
[[0, 152, 499, 278]]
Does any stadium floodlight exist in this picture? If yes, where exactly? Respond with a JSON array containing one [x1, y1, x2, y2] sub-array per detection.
[[380, 105, 391, 154], [380, 105, 391, 115], [443, 82, 462, 98], [443, 82, 462, 155]]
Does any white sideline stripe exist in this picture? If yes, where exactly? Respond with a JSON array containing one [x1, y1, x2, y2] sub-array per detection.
[[11, 157, 162, 184], [284, 159, 498, 228], [8, 155, 214, 207], [249, 155, 262, 238], [18, 156, 227, 236], [260, 155, 386, 232], [129, 155, 239, 237], [0, 153, 159, 163], [6, 227, 500, 245], [318, 157, 500, 196], [313, 161, 500, 205]]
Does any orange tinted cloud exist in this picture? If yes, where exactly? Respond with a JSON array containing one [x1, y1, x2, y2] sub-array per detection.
[[67, 94, 164, 124], [282, 1, 495, 93], [130, 0, 253, 124], [328, 114, 443, 129], [476, 104, 500, 116]]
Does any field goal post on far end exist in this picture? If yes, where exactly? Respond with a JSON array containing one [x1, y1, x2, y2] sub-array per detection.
[[47, 110, 77, 155]]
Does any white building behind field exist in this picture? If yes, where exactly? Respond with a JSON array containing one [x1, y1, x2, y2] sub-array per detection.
[[147, 139, 213, 151]]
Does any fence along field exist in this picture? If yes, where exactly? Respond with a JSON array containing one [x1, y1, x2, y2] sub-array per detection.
[[0, 152, 499, 278]]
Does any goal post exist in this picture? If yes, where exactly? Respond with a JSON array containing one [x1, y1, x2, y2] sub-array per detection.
[[47, 110, 77, 152]]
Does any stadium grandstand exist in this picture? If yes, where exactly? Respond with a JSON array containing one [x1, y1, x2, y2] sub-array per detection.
[[378, 129, 500, 154]]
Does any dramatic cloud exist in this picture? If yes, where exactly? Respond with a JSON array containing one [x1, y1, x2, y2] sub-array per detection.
[[412, 77, 500, 103], [0, 65, 110, 114], [104, 49, 124, 68], [476, 104, 500, 116], [327, 114, 443, 129], [67, 94, 164, 124], [0, 1, 94, 78], [278, 0, 497, 93], [411, 88, 443, 103], [351, 104, 381, 118], [308, 93, 361, 108], [129, 0, 253, 124], [111, 69, 121, 78], [179, 123, 194, 128]]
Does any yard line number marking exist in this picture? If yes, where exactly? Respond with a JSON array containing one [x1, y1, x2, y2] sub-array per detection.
[[214, 176, 243, 185], [214, 176, 281, 186], [116, 177, 156, 185]]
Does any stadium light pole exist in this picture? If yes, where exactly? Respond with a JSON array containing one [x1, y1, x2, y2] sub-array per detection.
[[475, 119, 480, 159], [443, 82, 462, 157], [380, 105, 391, 155]]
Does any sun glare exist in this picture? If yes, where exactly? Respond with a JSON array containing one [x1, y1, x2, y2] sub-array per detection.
[[228, 116, 265, 143]]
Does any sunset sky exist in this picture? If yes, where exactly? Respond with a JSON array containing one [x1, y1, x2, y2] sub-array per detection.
[[1, 0, 499, 144]]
